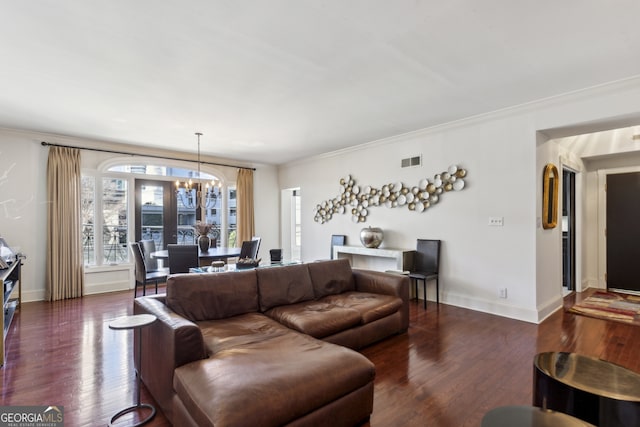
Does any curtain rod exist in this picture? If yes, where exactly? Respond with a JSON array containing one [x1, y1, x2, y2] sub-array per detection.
[[40, 141, 256, 171]]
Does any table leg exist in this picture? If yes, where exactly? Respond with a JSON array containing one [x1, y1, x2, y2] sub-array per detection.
[[109, 327, 156, 427]]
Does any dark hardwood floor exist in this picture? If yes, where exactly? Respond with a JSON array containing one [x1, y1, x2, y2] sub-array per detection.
[[2, 289, 639, 426]]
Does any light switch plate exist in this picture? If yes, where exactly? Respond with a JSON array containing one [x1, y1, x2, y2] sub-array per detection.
[[489, 217, 504, 226]]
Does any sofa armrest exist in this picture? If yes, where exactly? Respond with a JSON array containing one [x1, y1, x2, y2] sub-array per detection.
[[133, 295, 207, 421], [352, 269, 410, 300], [352, 269, 410, 330]]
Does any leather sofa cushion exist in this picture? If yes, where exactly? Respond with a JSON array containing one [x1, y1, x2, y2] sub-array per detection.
[[266, 302, 361, 338], [198, 312, 291, 355], [174, 317, 375, 427], [307, 258, 355, 298], [166, 270, 259, 321], [323, 292, 403, 324], [256, 263, 315, 312]]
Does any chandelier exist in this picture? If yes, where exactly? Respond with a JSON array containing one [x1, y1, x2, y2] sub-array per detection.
[[175, 132, 221, 209]]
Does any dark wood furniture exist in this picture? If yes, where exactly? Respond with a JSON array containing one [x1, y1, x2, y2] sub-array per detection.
[[1, 257, 21, 367], [533, 352, 640, 427]]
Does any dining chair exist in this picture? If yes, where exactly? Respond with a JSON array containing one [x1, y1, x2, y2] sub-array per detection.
[[251, 236, 262, 258], [130, 242, 167, 297], [330, 235, 346, 259], [239, 240, 260, 259], [167, 244, 199, 274], [139, 239, 169, 276], [408, 239, 441, 310]]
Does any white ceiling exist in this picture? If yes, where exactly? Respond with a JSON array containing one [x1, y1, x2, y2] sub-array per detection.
[[2, 1, 640, 165]]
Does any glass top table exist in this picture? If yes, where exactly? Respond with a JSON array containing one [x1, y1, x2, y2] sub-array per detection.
[[151, 247, 241, 261]]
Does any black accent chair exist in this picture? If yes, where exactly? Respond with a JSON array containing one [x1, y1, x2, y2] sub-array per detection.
[[139, 239, 169, 276], [239, 240, 260, 260], [167, 244, 199, 274], [408, 239, 441, 310], [130, 242, 167, 297], [330, 235, 346, 259]]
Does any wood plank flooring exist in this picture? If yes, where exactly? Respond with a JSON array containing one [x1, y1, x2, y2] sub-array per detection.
[[1, 289, 639, 426]]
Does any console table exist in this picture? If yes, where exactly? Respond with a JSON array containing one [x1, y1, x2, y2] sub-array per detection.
[[333, 245, 414, 272]]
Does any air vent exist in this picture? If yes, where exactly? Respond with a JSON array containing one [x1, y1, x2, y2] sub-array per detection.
[[401, 156, 421, 168]]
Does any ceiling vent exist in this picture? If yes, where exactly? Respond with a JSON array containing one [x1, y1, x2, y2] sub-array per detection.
[[401, 156, 422, 168]]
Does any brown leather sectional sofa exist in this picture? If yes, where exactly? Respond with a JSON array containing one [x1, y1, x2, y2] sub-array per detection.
[[133, 258, 410, 427]]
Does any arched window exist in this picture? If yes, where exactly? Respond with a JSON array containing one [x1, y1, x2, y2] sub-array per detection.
[[82, 160, 235, 267]]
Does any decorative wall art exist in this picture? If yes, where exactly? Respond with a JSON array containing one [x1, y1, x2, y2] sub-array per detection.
[[313, 165, 468, 224], [542, 163, 558, 229]]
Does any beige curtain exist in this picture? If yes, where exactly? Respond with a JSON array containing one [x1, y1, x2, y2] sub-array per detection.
[[46, 146, 84, 301], [236, 168, 255, 246]]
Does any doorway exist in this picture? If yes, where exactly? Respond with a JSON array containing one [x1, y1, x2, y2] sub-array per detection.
[[562, 169, 576, 295], [280, 188, 301, 261], [135, 179, 207, 249], [606, 171, 640, 293]]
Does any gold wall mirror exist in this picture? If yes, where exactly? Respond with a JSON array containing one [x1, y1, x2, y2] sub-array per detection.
[[542, 163, 559, 229]]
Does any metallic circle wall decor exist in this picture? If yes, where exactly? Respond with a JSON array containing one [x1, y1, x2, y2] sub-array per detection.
[[313, 165, 469, 223]]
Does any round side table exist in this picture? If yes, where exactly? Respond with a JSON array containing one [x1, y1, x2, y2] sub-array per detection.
[[108, 314, 157, 426], [482, 406, 596, 427]]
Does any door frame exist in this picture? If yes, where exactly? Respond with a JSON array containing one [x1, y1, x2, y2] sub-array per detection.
[[597, 165, 640, 289], [562, 167, 576, 292]]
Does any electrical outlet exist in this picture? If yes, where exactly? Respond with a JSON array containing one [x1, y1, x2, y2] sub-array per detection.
[[499, 288, 507, 299], [489, 217, 504, 226]]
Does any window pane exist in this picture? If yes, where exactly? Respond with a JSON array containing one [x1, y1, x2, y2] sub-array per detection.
[[140, 183, 164, 249], [81, 176, 96, 266], [204, 187, 222, 247], [102, 178, 128, 264], [227, 186, 237, 247], [108, 164, 218, 181], [176, 192, 197, 245]]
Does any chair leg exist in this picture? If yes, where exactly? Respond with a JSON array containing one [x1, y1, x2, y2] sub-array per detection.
[[436, 277, 439, 305], [422, 279, 427, 310], [154, 280, 158, 294]]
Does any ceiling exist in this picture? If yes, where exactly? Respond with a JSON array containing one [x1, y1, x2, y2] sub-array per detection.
[[2, 1, 640, 165]]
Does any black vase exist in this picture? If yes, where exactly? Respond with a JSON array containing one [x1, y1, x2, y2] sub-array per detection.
[[198, 235, 210, 252]]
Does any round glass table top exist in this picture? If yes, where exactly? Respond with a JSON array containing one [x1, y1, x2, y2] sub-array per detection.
[[534, 352, 640, 402]]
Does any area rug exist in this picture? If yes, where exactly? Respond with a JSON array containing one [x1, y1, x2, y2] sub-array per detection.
[[568, 291, 640, 325]]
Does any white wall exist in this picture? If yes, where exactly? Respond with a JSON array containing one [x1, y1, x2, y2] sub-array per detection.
[[0, 128, 278, 301], [279, 75, 640, 323], [0, 131, 48, 301]]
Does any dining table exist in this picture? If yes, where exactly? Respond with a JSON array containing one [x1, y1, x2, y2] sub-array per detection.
[[151, 247, 241, 261]]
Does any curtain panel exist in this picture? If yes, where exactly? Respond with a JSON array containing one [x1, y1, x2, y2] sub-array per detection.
[[46, 146, 84, 301], [236, 168, 255, 246]]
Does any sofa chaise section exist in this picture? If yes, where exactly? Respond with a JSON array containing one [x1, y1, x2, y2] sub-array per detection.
[[173, 313, 375, 427]]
